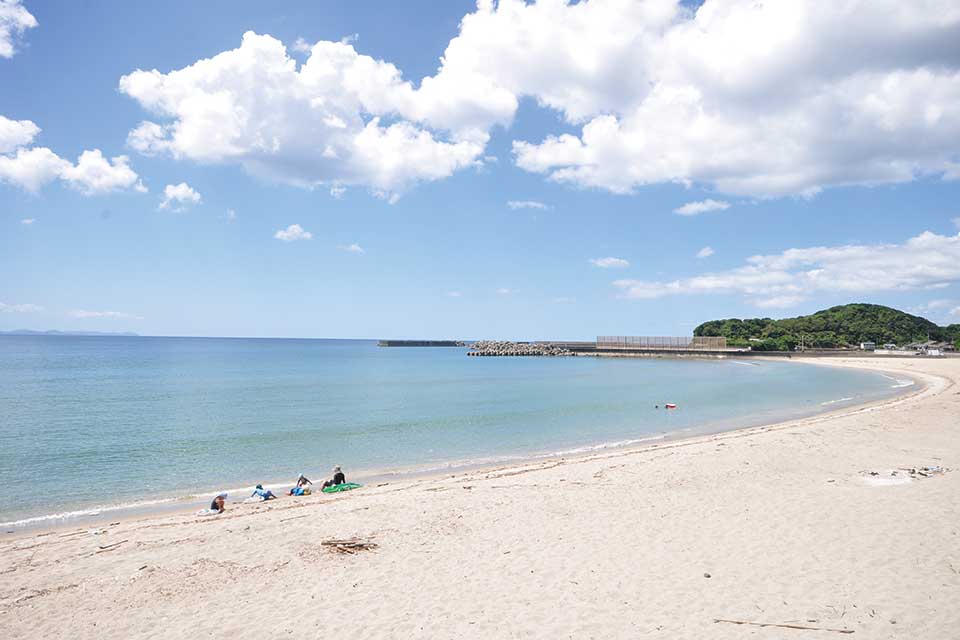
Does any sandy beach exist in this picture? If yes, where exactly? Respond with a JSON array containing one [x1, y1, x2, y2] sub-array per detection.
[[2, 356, 958, 639]]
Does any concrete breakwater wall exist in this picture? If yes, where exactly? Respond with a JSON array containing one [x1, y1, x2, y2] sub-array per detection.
[[378, 340, 466, 347], [468, 340, 573, 357]]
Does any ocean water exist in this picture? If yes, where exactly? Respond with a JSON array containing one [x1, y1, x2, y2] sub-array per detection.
[[0, 336, 911, 529]]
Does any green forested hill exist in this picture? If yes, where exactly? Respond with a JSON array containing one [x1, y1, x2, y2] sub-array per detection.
[[694, 303, 960, 351]]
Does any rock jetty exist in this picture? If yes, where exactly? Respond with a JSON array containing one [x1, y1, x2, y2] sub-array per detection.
[[467, 340, 573, 357]]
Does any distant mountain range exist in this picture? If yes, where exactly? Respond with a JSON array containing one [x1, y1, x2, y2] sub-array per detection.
[[0, 329, 140, 337]]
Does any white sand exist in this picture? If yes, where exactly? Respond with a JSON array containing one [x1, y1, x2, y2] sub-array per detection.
[[2, 357, 959, 639]]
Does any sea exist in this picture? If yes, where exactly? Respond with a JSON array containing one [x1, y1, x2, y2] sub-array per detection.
[[0, 336, 914, 532]]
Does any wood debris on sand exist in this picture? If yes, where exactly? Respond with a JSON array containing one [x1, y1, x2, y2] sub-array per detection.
[[714, 618, 854, 634], [321, 538, 378, 554]]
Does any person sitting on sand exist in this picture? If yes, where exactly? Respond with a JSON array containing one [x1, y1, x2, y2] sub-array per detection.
[[322, 466, 346, 489], [210, 492, 227, 513], [251, 484, 277, 501], [296, 473, 312, 488], [288, 485, 311, 496]]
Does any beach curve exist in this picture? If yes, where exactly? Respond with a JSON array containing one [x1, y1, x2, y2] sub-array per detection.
[[1, 356, 958, 638]]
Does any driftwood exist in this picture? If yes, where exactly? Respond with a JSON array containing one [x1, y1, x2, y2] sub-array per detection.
[[321, 538, 378, 554], [96, 539, 128, 552], [714, 618, 854, 634]]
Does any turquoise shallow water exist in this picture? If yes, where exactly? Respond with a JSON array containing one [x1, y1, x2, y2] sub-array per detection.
[[0, 336, 911, 529]]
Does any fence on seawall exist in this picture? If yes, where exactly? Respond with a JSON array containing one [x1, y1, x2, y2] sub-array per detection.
[[595, 336, 734, 352]]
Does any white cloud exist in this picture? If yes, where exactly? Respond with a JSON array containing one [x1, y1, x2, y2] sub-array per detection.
[[0, 0, 37, 59], [552, 296, 575, 303], [0, 114, 39, 152], [0, 145, 67, 191], [159, 182, 201, 211], [60, 150, 144, 195], [68, 309, 143, 320], [338, 243, 364, 254], [909, 298, 960, 319], [613, 229, 960, 307], [274, 223, 312, 242], [330, 185, 346, 199], [507, 199, 549, 210], [674, 199, 731, 216], [119, 32, 494, 200], [20, 217, 33, 224], [0, 115, 144, 194], [753, 295, 807, 309], [446, 291, 463, 297], [116, 3, 960, 201], [292, 37, 312, 54], [0, 302, 41, 312], [495, 287, 513, 294], [485, 0, 960, 197], [696, 246, 715, 258], [226, 208, 236, 221], [590, 256, 630, 269]]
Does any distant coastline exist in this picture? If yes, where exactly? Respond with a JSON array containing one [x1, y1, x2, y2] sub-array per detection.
[[0, 329, 140, 337]]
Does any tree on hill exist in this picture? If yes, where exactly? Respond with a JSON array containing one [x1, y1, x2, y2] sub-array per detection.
[[694, 303, 951, 350]]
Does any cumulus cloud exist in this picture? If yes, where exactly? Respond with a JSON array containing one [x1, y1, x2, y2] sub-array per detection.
[[0, 115, 39, 152], [590, 256, 630, 269], [446, 291, 463, 297], [506, 1, 960, 197], [338, 243, 365, 254], [0, 115, 144, 194], [61, 150, 145, 195], [0, 301, 41, 312], [696, 246, 715, 258], [495, 287, 514, 294], [159, 182, 201, 211], [507, 199, 549, 210], [119, 32, 496, 199], [613, 230, 960, 307], [674, 199, 730, 216], [0, 0, 36, 59], [20, 217, 33, 224], [116, 2, 960, 201], [274, 223, 312, 242], [436, 0, 960, 198], [68, 309, 143, 320]]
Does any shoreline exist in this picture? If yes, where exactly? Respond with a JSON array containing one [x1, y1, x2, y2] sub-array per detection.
[[1, 357, 924, 540], [3, 356, 957, 638]]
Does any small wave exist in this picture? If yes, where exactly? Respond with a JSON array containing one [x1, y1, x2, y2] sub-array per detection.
[[881, 374, 915, 388], [540, 434, 668, 457], [730, 360, 759, 367], [821, 396, 854, 406], [0, 496, 181, 530]]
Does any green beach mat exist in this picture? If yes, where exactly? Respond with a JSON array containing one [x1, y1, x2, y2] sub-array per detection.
[[321, 482, 362, 494]]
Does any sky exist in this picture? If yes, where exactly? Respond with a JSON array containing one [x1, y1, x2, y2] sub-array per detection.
[[2, 0, 960, 340]]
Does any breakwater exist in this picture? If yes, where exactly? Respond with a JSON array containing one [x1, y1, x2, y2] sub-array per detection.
[[468, 340, 573, 356], [378, 340, 466, 347]]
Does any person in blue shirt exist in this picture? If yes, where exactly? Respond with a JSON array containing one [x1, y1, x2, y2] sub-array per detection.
[[250, 484, 277, 501]]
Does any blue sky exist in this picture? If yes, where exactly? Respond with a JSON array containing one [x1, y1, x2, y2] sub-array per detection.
[[2, 0, 960, 339]]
